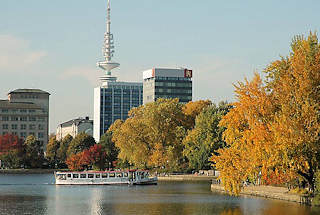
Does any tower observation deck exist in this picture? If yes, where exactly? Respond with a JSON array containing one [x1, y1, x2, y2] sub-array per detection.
[[97, 0, 119, 82]]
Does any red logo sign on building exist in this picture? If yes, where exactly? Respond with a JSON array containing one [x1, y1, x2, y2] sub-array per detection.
[[184, 69, 192, 78]]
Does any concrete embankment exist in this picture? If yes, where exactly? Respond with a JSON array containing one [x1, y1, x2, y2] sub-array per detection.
[[0, 169, 58, 174], [158, 174, 216, 181], [211, 184, 307, 204]]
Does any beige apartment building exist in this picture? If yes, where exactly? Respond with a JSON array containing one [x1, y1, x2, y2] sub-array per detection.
[[56, 117, 93, 141], [0, 89, 50, 148]]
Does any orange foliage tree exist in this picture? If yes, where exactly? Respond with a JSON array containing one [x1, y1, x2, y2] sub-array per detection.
[[66, 153, 86, 171], [211, 32, 320, 195], [0, 134, 24, 168]]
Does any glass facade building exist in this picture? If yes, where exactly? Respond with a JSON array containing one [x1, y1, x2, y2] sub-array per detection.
[[94, 81, 143, 142], [143, 68, 193, 104]]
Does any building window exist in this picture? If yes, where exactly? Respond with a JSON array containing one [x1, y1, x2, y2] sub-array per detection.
[[2, 132, 7, 135], [38, 117, 45, 122], [20, 116, 27, 121], [11, 116, 19, 121], [38, 132, 44, 139], [11, 124, 17, 130], [1, 109, 8, 113], [20, 132, 27, 138], [2, 124, 8, 129], [29, 110, 36, 113], [12, 132, 17, 136], [2, 116, 9, 121], [21, 124, 27, 130], [29, 124, 36, 130], [29, 117, 36, 121], [29, 132, 35, 136], [20, 109, 27, 113], [38, 124, 44, 130]]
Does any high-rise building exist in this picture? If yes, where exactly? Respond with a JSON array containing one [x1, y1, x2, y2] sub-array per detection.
[[56, 116, 93, 141], [0, 89, 50, 148], [93, 0, 142, 142], [94, 82, 142, 141], [143, 68, 193, 104]]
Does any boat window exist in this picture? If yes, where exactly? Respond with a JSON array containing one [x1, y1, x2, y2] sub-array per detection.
[[73, 174, 79, 178], [67, 174, 72, 178], [80, 174, 86, 178], [88, 174, 94, 178], [57, 174, 66, 180], [102, 173, 108, 178], [116, 173, 123, 178], [95, 174, 100, 178], [109, 173, 115, 177], [124, 172, 128, 177]]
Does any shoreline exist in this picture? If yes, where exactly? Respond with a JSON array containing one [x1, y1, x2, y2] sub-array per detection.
[[211, 184, 309, 204], [0, 169, 58, 174], [158, 174, 216, 181]]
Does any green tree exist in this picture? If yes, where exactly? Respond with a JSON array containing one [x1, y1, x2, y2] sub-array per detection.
[[66, 133, 96, 157], [57, 134, 73, 167], [183, 102, 230, 170], [182, 100, 212, 129], [46, 136, 60, 168], [99, 132, 119, 169], [24, 135, 44, 168]]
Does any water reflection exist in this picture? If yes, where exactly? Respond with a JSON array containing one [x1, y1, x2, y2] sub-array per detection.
[[0, 175, 320, 215]]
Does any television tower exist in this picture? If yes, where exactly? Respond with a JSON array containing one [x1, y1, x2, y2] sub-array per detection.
[[97, 0, 119, 82]]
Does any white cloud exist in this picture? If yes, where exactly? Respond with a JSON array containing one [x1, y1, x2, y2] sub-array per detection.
[[0, 34, 47, 71]]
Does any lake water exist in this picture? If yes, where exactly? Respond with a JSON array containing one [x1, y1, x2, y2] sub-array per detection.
[[0, 174, 319, 215]]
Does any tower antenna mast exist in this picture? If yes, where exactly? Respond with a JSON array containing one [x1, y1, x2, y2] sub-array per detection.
[[97, 0, 119, 81]]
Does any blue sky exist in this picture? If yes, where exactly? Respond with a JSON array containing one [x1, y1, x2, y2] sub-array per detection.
[[1, 0, 320, 132]]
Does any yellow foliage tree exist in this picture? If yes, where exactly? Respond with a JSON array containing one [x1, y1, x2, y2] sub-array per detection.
[[182, 100, 212, 129], [211, 32, 320, 195], [110, 98, 186, 170]]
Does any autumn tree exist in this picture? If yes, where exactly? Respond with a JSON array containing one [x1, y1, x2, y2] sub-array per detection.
[[66, 133, 95, 157], [82, 144, 107, 170], [0, 134, 24, 168], [66, 153, 85, 171], [46, 136, 60, 168], [183, 101, 230, 171], [182, 100, 212, 129], [110, 98, 187, 170], [264, 33, 320, 191], [211, 32, 320, 195]]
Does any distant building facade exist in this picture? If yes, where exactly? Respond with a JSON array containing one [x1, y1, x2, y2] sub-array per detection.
[[56, 117, 93, 141], [143, 68, 193, 104], [0, 89, 50, 148], [93, 81, 143, 142]]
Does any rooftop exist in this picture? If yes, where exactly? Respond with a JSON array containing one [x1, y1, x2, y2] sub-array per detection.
[[59, 117, 93, 127], [8, 89, 50, 95]]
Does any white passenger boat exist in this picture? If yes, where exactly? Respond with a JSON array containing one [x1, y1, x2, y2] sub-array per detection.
[[54, 170, 157, 185]]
